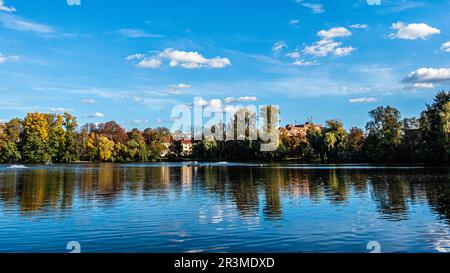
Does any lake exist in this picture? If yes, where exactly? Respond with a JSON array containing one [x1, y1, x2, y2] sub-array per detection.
[[0, 163, 449, 253]]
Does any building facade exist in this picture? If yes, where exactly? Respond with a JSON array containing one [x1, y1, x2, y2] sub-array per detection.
[[284, 122, 323, 139]]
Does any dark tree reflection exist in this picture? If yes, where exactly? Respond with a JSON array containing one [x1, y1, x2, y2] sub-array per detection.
[[0, 165, 448, 225]]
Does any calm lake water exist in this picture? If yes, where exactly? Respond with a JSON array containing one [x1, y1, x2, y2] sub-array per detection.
[[0, 163, 449, 253]]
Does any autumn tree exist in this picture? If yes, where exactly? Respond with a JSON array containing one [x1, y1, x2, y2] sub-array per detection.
[[98, 136, 115, 161], [0, 119, 22, 163], [98, 121, 128, 144], [21, 112, 51, 163], [346, 127, 365, 161], [144, 127, 170, 159], [86, 132, 99, 161], [0, 122, 21, 163]]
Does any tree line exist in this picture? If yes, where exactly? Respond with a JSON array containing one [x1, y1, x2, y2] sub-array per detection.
[[0, 113, 171, 163], [0, 91, 449, 164], [175, 91, 449, 164]]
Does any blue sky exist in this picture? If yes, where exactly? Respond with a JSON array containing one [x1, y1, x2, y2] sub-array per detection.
[[0, 0, 450, 130]]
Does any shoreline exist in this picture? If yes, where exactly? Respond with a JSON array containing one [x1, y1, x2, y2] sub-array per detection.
[[1, 161, 448, 168]]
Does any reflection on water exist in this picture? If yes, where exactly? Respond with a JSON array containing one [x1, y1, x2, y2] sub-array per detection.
[[0, 163, 449, 253]]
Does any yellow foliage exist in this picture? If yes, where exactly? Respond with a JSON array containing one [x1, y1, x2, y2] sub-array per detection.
[[98, 136, 115, 161], [23, 112, 49, 142], [87, 132, 96, 150]]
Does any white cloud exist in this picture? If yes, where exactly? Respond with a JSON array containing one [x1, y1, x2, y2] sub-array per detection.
[[126, 53, 145, 61], [116, 28, 163, 38], [389, 22, 440, 40], [296, 1, 324, 14], [0, 0, 15, 12], [81, 99, 96, 104], [0, 14, 54, 33], [318, 27, 352, 39], [441, 41, 450, 53], [224, 96, 258, 103], [404, 68, 450, 83], [285, 51, 316, 66], [171, 83, 192, 89], [207, 99, 223, 112], [303, 27, 355, 58], [191, 97, 258, 113], [166, 90, 184, 95], [86, 112, 105, 118], [413, 83, 435, 89], [288, 19, 299, 27], [334, 46, 356, 57], [350, 24, 368, 29], [384, 1, 426, 13], [136, 57, 162, 68], [51, 107, 75, 113], [66, 0, 81, 6], [0, 52, 7, 64], [166, 83, 192, 95], [272, 41, 287, 54], [349, 97, 378, 103], [286, 52, 301, 59], [194, 98, 209, 107], [304, 39, 355, 57], [161, 48, 231, 69], [292, 59, 317, 66], [192, 98, 227, 112], [303, 3, 324, 14], [134, 49, 231, 69]]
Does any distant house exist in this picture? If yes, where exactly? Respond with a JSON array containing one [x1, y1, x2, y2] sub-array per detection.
[[180, 139, 193, 157], [161, 132, 193, 157], [284, 122, 323, 139]]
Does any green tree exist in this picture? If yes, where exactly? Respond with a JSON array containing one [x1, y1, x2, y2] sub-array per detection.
[[0, 140, 22, 163], [203, 136, 218, 160], [169, 140, 183, 160], [62, 112, 78, 162], [22, 133, 50, 163], [365, 106, 403, 162], [419, 91, 450, 163], [307, 127, 324, 162], [401, 117, 421, 161], [126, 139, 149, 162], [47, 114, 66, 162], [113, 143, 129, 162], [323, 120, 348, 161]]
